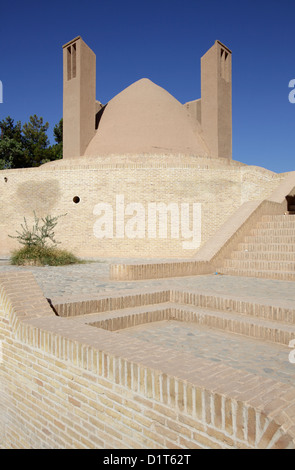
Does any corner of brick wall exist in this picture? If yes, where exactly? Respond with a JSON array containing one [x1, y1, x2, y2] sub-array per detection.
[[1, 272, 295, 449]]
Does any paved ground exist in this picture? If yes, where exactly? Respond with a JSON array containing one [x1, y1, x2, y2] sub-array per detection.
[[0, 260, 295, 308], [1, 259, 295, 386], [118, 320, 295, 385]]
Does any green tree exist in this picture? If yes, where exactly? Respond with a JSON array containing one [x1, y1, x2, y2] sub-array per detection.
[[49, 118, 63, 161], [53, 118, 63, 144], [0, 115, 63, 168], [0, 116, 22, 140], [22, 114, 50, 167], [0, 116, 25, 169]]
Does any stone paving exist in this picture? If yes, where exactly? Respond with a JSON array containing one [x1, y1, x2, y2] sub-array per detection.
[[0, 259, 295, 308], [1, 259, 295, 387]]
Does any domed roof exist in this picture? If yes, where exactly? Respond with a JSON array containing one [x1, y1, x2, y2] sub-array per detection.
[[84, 78, 210, 157]]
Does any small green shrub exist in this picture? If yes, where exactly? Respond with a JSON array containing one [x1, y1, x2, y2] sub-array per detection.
[[9, 212, 82, 266], [10, 245, 82, 266], [9, 212, 66, 248]]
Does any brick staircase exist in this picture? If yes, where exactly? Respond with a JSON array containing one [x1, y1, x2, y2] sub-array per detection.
[[54, 288, 295, 348], [218, 214, 295, 281]]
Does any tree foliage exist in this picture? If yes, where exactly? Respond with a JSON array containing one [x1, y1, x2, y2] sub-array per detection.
[[52, 118, 63, 160], [0, 115, 63, 169]]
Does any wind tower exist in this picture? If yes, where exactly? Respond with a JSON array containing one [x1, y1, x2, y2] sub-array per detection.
[[63, 36, 96, 159], [200, 40, 232, 159]]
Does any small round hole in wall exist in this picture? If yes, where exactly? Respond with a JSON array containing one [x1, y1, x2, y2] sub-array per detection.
[[73, 196, 80, 204]]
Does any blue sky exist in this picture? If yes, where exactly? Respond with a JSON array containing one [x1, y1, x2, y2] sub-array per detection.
[[0, 0, 294, 174]]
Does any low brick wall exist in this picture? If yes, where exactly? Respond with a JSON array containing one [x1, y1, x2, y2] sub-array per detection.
[[1, 272, 295, 449], [109, 261, 214, 281]]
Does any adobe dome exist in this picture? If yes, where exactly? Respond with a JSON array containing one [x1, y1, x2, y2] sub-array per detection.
[[84, 78, 210, 157]]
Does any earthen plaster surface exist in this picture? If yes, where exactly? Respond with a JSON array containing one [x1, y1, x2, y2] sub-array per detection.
[[84, 79, 210, 157]]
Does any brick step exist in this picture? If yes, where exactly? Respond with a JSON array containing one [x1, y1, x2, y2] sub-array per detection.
[[231, 251, 295, 261], [250, 228, 295, 236], [218, 267, 295, 281], [171, 291, 295, 325], [79, 302, 172, 330], [172, 304, 295, 346], [59, 291, 295, 345], [53, 289, 171, 317], [74, 301, 295, 347], [220, 213, 295, 281], [256, 221, 295, 229], [58, 290, 295, 324], [244, 235, 295, 244], [223, 259, 295, 271], [261, 215, 295, 222], [238, 243, 295, 252]]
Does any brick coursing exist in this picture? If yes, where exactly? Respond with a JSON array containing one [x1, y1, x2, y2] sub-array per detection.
[[1, 272, 295, 449]]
